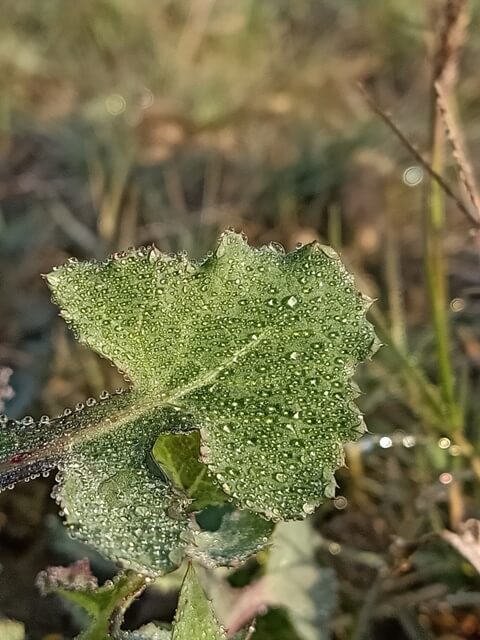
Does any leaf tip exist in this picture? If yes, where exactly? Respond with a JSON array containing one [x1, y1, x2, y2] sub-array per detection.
[[368, 334, 383, 359], [36, 558, 98, 596], [43, 269, 61, 288], [215, 229, 248, 255]]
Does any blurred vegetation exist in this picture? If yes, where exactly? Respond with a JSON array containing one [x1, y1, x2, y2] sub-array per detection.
[[2, 1, 480, 639]]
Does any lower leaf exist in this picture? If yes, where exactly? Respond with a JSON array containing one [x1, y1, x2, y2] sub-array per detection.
[[172, 565, 226, 640], [37, 563, 147, 640], [187, 507, 274, 568], [55, 404, 190, 575]]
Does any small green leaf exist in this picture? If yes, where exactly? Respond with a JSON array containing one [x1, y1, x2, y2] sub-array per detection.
[[187, 508, 274, 568], [38, 565, 146, 640], [172, 565, 226, 640], [152, 431, 227, 511]]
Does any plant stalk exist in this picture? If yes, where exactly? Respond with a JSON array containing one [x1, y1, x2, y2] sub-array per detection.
[[109, 571, 149, 639], [423, 0, 468, 434]]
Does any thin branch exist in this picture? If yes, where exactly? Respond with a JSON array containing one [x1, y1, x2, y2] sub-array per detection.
[[434, 0, 469, 90], [357, 83, 480, 228], [435, 79, 480, 220], [109, 572, 148, 639]]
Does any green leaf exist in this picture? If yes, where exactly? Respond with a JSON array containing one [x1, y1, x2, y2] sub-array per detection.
[[0, 620, 25, 640], [152, 431, 227, 511], [0, 230, 377, 572], [0, 395, 189, 574], [187, 508, 274, 568], [56, 398, 190, 574], [48, 230, 376, 519], [172, 565, 226, 640], [263, 520, 337, 640], [37, 564, 146, 640]]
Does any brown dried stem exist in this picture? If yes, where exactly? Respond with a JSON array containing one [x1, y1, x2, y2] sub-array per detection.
[[435, 80, 480, 220], [357, 83, 479, 228]]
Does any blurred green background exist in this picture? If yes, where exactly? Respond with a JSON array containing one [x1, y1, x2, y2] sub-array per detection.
[[2, 1, 480, 639]]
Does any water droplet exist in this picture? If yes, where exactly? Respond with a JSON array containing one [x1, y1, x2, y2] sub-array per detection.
[[284, 295, 299, 308], [302, 502, 315, 515]]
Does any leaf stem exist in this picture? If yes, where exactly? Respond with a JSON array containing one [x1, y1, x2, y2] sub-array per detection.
[[424, 105, 459, 430], [422, 0, 468, 436], [109, 571, 148, 639]]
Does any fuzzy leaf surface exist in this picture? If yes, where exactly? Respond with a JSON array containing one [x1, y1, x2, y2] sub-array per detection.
[[46, 231, 376, 519]]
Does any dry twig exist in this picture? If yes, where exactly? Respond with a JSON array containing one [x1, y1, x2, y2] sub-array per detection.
[[357, 83, 479, 228], [435, 80, 480, 221]]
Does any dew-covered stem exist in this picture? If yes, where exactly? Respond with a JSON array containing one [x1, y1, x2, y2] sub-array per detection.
[[109, 571, 148, 639]]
